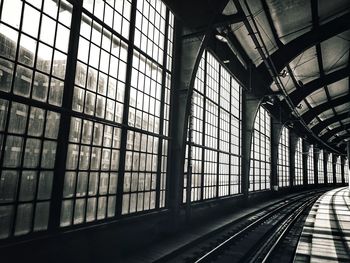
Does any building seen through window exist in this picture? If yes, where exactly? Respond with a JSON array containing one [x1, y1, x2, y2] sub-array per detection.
[[249, 106, 271, 192], [0, 0, 174, 238], [278, 126, 289, 188]]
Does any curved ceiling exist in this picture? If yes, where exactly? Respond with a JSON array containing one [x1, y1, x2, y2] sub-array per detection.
[[230, 0, 350, 152], [162, 0, 350, 153]]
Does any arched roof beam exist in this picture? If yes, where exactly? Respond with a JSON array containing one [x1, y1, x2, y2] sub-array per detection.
[[320, 123, 350, 142], [331, 134, 350, 145], [288, 67, 349, 106], [301, 95, 350, 125], [312, 111, 350, 135], [162, 0, 232, 29], [257, 12, 350, 83]]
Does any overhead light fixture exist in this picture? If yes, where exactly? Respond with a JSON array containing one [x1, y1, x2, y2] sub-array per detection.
[[215, 29, 248, 69], [286, 121, 294, 128], [223, 59, 230, 64], [278, 69, 288, 78], [298, 80, 304, 88], [262, 95, 275, 106], [215, 33, 228, 43]]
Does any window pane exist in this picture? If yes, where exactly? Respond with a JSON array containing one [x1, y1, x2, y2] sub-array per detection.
[[37, 172, 53, 200], [0, 171, 19, 203], [0, 0, 69, 238], [184, 51, 242, 202], [15, 203, 33, 236], [0, 205, 13, 238], [33, 202, 50, 231], [19, 171, 37, 201]]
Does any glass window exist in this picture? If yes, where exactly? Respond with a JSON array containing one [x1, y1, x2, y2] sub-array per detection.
[[0, 0, 71, 239], [335, 156, 342, 183], [249, 106, 271, 192], [317, 150, 324, 184], [307, 145, 314, 184], [121, 0, 172, 214], [0, 0, 174, 237], [327, 153, 333, 184], [278, 126, 289, 188], [62, 0, 174, 225], [345, 159, 349, 184], [294, 138, 303, 185], [184, 51, 242, 203]]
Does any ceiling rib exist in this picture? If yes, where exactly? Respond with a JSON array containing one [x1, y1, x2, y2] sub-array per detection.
[[321, 123, 350, 142], [288, 66, 350, 106], [311, 0, 346, 138], [312, 111, 350, 135], [237, 0, 341, 153], [258, 12, 350, 77], [302, 95, 350, 124]]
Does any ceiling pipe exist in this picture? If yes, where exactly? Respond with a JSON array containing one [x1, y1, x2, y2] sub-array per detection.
[[235, 0, 341, 154]]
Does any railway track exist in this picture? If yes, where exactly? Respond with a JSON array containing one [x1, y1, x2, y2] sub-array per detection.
[[159, 190, 327, 263]]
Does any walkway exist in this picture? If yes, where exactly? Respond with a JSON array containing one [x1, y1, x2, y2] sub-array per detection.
[[295, 187, 350, 262]]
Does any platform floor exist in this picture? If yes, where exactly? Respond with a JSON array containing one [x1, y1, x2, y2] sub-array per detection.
[[124, 190, 327, 262], [295, 187, 350, 262]]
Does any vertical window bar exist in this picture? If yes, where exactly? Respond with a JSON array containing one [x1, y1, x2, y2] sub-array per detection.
[[228, 76, 232, 195], [215, 65, 220, 198], [0, 0, 26, 238], [200, 51, 207, 201], [115, 0, 137, 216], [49, 1, 82, 230], [155, 8, 169, 209]]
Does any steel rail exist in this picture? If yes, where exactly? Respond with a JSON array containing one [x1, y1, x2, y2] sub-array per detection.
[[194, 190, 323, 262]]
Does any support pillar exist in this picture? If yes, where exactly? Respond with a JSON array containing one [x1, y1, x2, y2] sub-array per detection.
[[241, 94, 260, 196], [271, 118, 282, 191], [168, 24, 206, 224], [332, 154, 337, 185], [314, 148, 319, 185], [347, 142, 350, 189], [324, 151, 329, 185], [341, 156, 345, 185], [302, 141, 310, 186], [289, 132, 298, 187]]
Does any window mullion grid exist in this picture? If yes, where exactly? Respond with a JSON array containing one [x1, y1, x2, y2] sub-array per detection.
[[186, 86, 194, 203], [256, 129, 259, 190], [101, 1, 118, 220], [155, 8, 169, 209], [0, 0, 3, 21], [0, 1, 26, 238], [258, 115, 261, 191], [258, 115, 262, 190], [0, 0, 72, 236], [29, 0, 60, 232], [263, 114, 266, 190], [69, 2, 101, 226], [257, 114, 266, 190], [239, 85, 242, 193], [200, 51, 207, 201], [216, 65, 221, 198], [89, 0, 110, 222], [268, 113, 271, 189], [81, 7, 168, 77], [49, 1, 83, 230], [228, 77, 232, 195], [165, 12, 175, 206], [115, 0, 137, 216]]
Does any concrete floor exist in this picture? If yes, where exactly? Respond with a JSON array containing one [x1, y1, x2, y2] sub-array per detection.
[[295, 187, 350, 262]]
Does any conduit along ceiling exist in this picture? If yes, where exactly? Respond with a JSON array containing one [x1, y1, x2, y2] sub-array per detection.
[[221, 0, 350, 153], [162, 0, 350, 153]]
